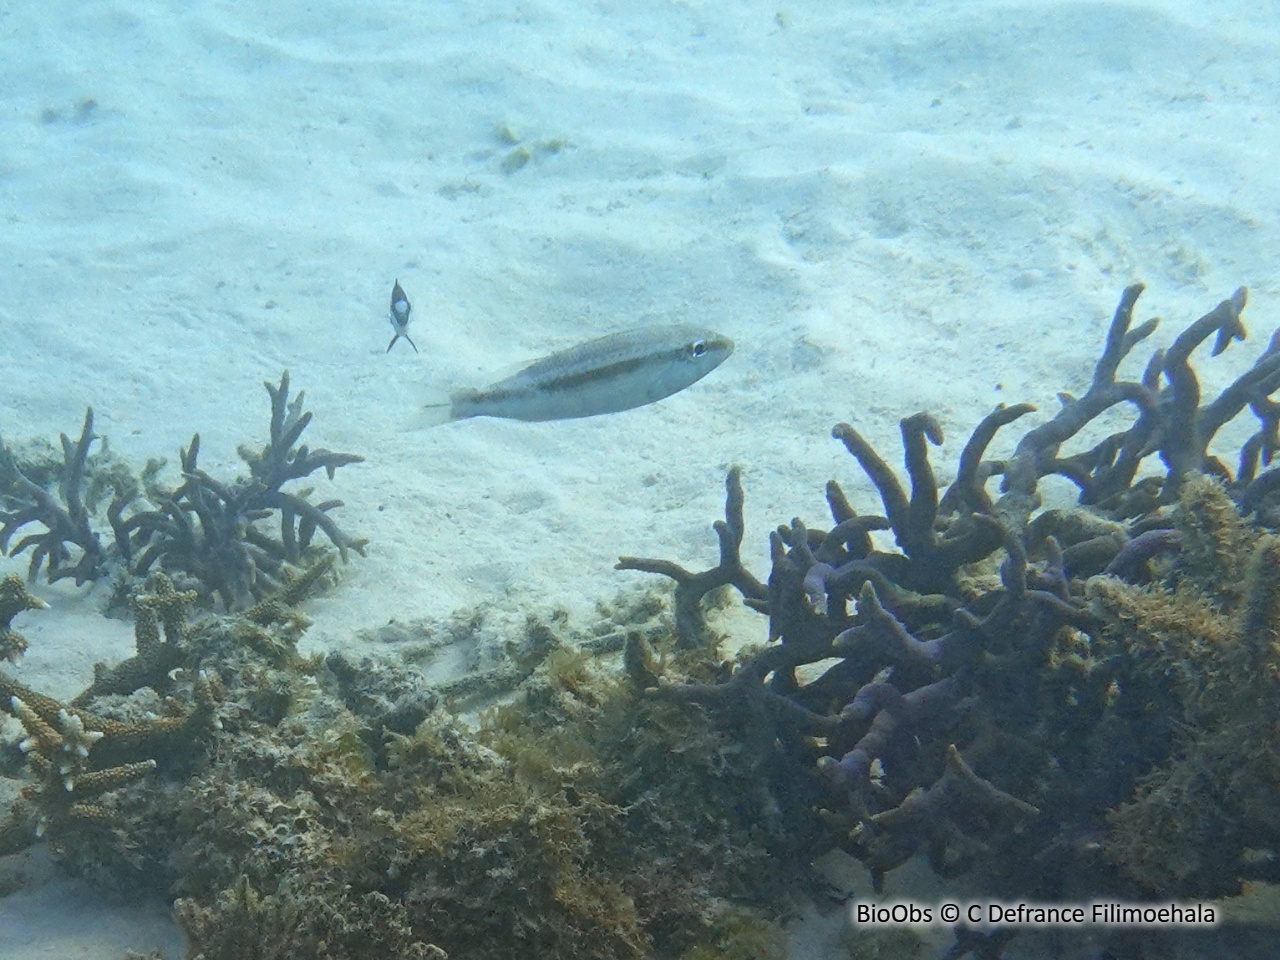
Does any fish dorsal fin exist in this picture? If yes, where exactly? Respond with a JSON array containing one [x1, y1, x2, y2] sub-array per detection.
[[482, 326, 607, 386], [482, 353, 544, 386]]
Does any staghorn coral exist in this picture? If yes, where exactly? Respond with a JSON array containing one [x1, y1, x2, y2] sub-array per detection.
[[0, 695, 156, 854], [0, 372, 365, 609], [0, 573, 45, 662], [995, 284, 1274, 519], [0, 575, 221, 861], [618, 467, 766, 648], [630, 440, 1087, 890], [617, 286, 1280, 957], [73, 572, 198, 706], [0, 409, 113, 584], [119, 371, 367, 608]]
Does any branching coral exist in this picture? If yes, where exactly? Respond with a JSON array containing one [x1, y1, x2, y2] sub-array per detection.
[[0, 372, 365, 608], [995, 284, 1271, 518], [0, 571, 228, 862], [0, 409, 110, 584], [617, 285, 1280, 956], [629, 433, 1087, 890], [119, 372, 367, 607], [0, 573, 44, 662], [618, 467, 766, 648], [0, 695, 156, 853], [73, 572, 198, 706]]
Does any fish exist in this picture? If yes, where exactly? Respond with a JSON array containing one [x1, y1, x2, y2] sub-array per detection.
[[417, 324, 733, 425], [386, 280, 418, 353]]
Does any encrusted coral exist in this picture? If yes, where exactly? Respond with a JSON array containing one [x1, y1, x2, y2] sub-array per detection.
[[1091, 476, 1280, 894]]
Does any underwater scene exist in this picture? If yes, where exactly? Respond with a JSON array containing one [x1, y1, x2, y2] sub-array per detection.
[[3, 1, 1280, 958]]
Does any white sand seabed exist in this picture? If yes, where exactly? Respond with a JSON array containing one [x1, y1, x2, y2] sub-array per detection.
[[2, 0, 1279, 956]]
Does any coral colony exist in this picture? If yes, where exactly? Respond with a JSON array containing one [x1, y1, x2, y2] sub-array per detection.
[[0, 371, 365, 609], [1, 285, 1279, 959]]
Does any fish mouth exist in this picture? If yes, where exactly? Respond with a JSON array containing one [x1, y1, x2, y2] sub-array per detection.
[[701, 334, 734, 363]]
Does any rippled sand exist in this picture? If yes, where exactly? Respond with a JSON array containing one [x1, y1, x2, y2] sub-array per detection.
[[2, 1, 1277, 956]]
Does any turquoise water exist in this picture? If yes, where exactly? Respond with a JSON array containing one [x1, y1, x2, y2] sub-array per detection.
[[2, 2, 1280, 957]]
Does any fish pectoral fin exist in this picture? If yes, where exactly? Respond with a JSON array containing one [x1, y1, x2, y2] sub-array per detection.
[[407, 402, 454, 430], [407, 385, 463, 429], [642, 367, 682, 404]]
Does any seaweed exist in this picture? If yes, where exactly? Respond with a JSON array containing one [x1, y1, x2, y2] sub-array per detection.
[[0, 566, 798, 960], [1092, 477, 1280, 895]]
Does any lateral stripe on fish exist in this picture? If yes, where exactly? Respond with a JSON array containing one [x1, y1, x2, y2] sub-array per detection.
[[516, 356, 649, 395]]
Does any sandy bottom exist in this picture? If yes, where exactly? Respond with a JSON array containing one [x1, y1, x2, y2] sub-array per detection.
[[3, 0, 1279, 955]]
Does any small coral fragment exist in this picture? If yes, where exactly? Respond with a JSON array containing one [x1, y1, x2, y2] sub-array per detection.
[[2, 694, 156, 851], [0, 573, 44, 661], [75, 572, 197, 705]]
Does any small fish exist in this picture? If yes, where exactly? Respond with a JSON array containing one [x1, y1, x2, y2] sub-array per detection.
[[387, 280, 417, 353], [418, 324, 733, 425]]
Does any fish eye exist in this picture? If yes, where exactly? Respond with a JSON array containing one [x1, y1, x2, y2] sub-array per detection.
[[689, 339, 707, 358]]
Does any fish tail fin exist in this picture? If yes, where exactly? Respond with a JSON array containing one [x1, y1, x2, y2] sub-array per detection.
[[387, 332, 419, 353]]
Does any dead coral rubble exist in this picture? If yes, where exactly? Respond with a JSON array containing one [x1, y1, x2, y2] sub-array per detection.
[[0, 372, 365, 609], [0, 565, 801, 960], [621, 285, 1280, 956]]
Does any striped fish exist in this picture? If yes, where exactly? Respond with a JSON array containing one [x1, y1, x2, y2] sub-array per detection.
[[419, 324, 733, 425]]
